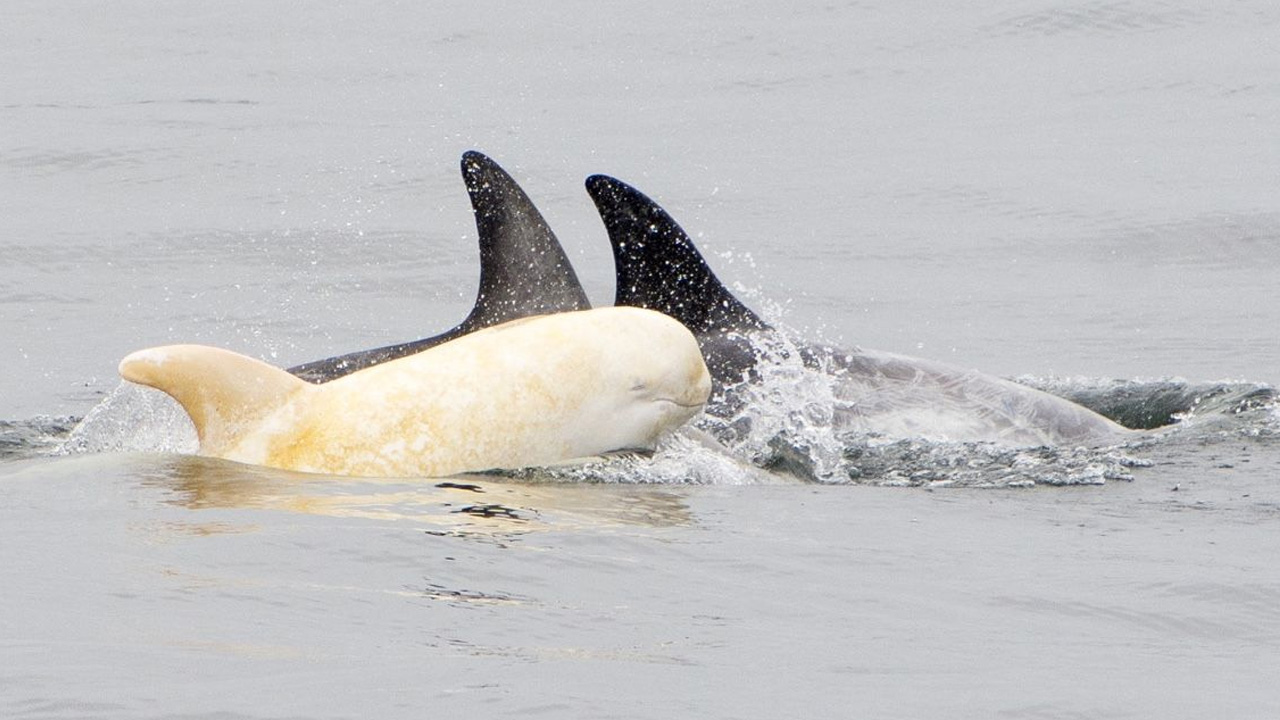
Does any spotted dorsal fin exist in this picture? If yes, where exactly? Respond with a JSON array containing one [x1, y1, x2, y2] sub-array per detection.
[[585, 174, 766, 335]]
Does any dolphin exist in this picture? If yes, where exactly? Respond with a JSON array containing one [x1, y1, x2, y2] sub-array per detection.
[[584, 175, 1131, 447], [288, 150, 590, 383], [119, 307, 711, 478]]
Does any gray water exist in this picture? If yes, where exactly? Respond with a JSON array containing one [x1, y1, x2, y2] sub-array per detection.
[[4, 2, 1280, 718]]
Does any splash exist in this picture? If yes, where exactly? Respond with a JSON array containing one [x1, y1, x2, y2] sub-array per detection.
[[20, 341, 1278, 489], [0, 415, 78, 460], [685, 327, 1278, 487], [699, 329, 853, 479], [58, 382, 197, 455], [478, 430, 791, 486]]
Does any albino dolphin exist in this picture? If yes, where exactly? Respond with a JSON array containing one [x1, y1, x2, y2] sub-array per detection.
[[119, 307, 711, 478], [585, 175, 1132, 447]]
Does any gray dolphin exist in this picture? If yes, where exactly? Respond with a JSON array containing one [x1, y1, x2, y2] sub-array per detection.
[[584, 174, 1132, 446], [289, 151, 590, 382]]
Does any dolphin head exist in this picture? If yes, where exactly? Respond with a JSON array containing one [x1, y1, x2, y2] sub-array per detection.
[[623, 329, 713, 418], [567, 307, 712, 453]]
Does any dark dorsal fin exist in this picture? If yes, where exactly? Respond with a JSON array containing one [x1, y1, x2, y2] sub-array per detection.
[[457, 150, 590, 331], [287, 151, 589, 383], [585, 174, 767, 335]]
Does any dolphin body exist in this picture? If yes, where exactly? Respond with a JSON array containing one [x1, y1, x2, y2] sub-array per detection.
[[288, 151, 591, 383], [121, 307, 711, 478], [584, 175, 1132, 447]]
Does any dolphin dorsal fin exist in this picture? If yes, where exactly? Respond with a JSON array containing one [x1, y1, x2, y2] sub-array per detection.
[[120, 344, 306, 455], [286, 151, 589, 383], [458, 150, 591, 331], [585, 175, 767, 335]]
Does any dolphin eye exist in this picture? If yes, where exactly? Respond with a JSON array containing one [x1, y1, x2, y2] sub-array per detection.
[[630, 379, 648, 392]]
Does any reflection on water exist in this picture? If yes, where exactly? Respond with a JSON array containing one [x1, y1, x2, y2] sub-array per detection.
[[134, 454, 695, 534]]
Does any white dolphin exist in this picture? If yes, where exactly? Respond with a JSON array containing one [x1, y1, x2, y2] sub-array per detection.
[[118, 307, 711, 478]]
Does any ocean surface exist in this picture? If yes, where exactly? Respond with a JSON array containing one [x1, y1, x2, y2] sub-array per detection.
[[3, 2, 1280, 718]]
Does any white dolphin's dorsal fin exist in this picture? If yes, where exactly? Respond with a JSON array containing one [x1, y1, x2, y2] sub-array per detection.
[[119, 344, 307, 454]]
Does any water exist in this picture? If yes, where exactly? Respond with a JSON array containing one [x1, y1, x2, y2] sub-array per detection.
[[4, 1, 1280, 717]]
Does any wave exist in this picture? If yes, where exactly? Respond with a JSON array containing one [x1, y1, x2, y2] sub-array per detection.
[[7, 368, 1272, 488]]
